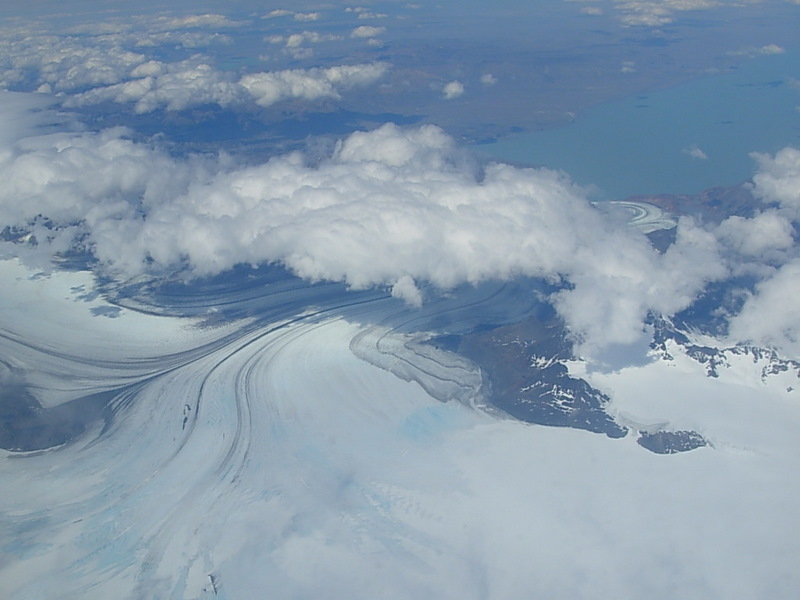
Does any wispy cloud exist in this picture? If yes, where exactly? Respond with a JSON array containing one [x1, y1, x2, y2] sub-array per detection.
[[683, 145, 708, 160], [728, 44, 785, 58]]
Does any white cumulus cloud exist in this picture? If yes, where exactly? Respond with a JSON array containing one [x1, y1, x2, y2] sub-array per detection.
[[295, 12, 321, 22], [0, 15, 252, 94], [614, 0, 721, 27], [3, 91, 800, 360], [728, 259, 800, 356], [147, 13, 248, 31], [442, 80, 465, 99], [750, 146, 800, 214], [351, 25, 386, 38], [0, 98, 740, 358], [240, 62, 389, 108], [64, 59, 388, 112], [0, 34, 148, 92]]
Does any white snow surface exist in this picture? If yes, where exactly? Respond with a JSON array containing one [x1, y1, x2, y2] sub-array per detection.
[[1, 259, 799, 600]]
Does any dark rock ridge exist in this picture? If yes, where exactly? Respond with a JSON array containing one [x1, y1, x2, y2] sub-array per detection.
[[433, 313, 725, 454], [434, 313, 628, 439], [637, 430, 708, 454]]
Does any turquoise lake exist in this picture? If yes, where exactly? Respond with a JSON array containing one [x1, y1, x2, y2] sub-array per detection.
[[476, 51, 800, 200]]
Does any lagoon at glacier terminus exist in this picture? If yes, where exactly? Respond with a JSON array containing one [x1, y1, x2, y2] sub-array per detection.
[[1, 1, 800, 598]]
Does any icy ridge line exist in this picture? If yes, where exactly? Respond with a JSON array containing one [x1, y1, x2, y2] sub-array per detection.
[[651, 319, 800, 385]]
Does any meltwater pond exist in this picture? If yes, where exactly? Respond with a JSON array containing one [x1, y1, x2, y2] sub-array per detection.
[[477, 51, 800, 200]]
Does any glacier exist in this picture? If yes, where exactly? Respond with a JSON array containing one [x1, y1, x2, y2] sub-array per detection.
[[1, 257, 799, 600]]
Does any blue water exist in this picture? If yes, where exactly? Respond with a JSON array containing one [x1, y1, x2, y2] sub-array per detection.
[[477, 51, 800, 200]]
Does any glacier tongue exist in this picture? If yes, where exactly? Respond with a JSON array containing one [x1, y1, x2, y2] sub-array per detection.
[[350, 325, 486, 408]]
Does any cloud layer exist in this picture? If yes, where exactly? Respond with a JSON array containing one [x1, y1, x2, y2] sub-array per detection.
[[8, 94, 797, 359], [613, 0, 721, 27], [0, 14, 388, 113], [63, 58, 388, 112]]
